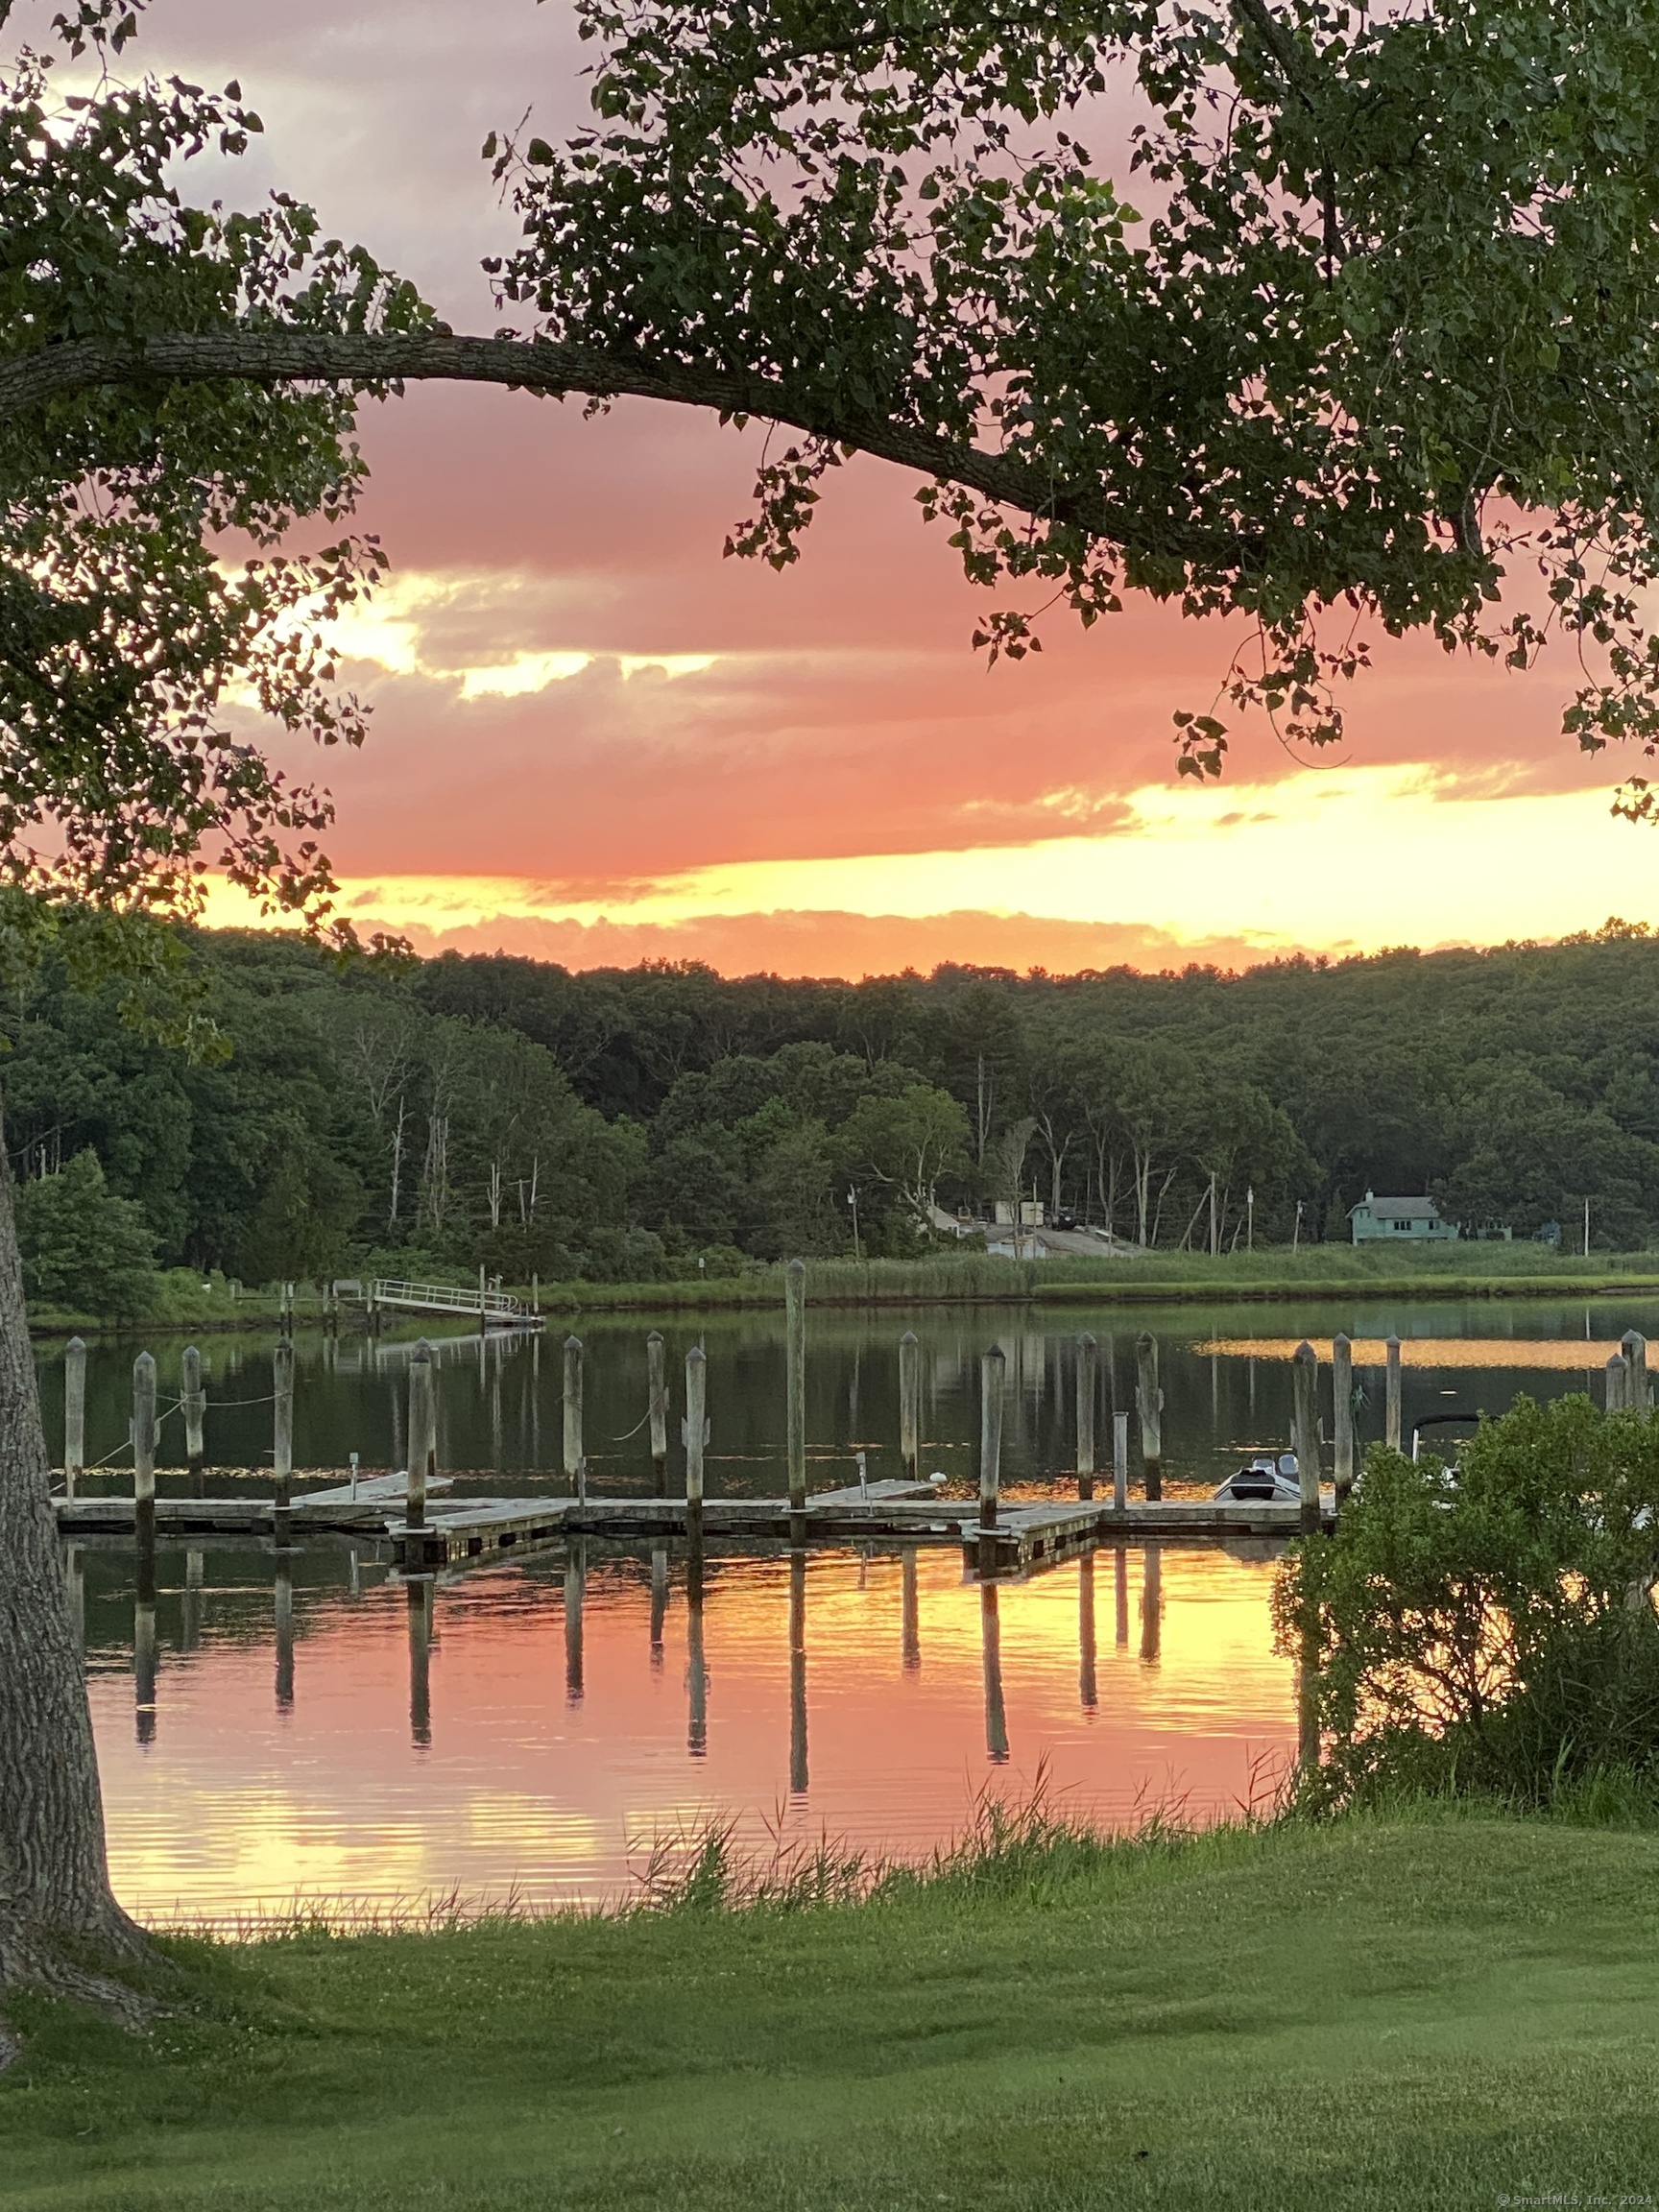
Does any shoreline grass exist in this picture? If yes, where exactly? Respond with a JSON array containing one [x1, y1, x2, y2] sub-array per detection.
[[7, 1797, 1659, 2208], [36, 1245, 1659, 1338]]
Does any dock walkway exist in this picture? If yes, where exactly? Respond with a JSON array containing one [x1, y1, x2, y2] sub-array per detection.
[[54, 1478, 1324, 1575]]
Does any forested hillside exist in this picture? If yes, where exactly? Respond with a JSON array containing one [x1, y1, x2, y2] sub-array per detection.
[[11, 920, 1659, 1307]]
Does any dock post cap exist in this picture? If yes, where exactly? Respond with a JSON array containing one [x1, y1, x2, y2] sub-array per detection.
[[901, 1328, 919, 1343], [565, 1332, 583, 1351]]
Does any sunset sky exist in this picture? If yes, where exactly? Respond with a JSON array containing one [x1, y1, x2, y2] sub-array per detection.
[[84, 0, 1659, 976]]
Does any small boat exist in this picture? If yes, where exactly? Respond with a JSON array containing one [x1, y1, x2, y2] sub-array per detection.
[[1214, 1452, 1301, 1504]]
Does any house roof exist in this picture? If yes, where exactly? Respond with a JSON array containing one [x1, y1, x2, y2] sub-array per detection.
[[1351, 1192, 1445, 1221]]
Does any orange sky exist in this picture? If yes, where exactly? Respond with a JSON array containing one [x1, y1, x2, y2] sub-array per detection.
[[100, 0, 1659, 976]]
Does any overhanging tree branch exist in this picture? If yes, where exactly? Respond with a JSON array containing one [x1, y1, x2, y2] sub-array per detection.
[[0, 328, 1232, 563]]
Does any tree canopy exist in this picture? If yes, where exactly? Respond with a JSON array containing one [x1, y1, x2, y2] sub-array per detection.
[[4, 0, 1659, 939]]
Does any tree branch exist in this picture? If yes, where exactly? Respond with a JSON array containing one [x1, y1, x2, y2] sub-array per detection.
[[0, 327, 1214, 558]]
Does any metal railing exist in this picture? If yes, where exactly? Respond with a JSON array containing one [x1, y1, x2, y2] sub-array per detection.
[[363, 1278, 529, 1321]]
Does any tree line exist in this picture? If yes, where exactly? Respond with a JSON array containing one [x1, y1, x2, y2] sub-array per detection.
[[12, 917, 1659, 1310]]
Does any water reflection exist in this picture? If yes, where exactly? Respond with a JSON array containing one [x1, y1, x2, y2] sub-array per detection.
[[83, 1535, 1297, 1916], [980, 1583, 1008, 1764]]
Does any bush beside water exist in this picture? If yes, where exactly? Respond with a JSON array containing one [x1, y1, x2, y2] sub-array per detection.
[[1280, 1394, 1659, 1815]]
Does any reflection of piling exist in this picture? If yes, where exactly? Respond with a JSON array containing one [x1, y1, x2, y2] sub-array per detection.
[[899, 1329, 921, 1485], [1113, 1409, 1129, 1513], [1623, 1331, 1650, 1411], [275, 1556, 295, 1713], [686, 1548, 708, 1758], [564, 1334, 587, 1503], [1078, 1553, 1097, 1712], [901, 1550, 920, 1673], [1140, 1545, 1163, 1664], [273, 1337, 295, 1542], [407, 1341, 435, 1529], [980, 1582, 1008, 1763], [786, 1261, 807, 1513], [181, 1343, 205, 1494], [685, 1346, 708, 1551], [1115, 1547, 1129, 1647], [1608, 1352, 1631, 1411], [132, 1351, 156, 1584], [408, 1578, 433, 1749], [63, 1335, 85, 1499], [565, 1541, 586, 1706], [1292, 1341, 1322, 1534], [1135, 1334, 1163, 1500], [650, 1546, 668, 1667], [64, 1543, 84, 1659], [181, 1548, 204, 1652], [134, 1590, 157, 1746], [1332, 1333, 1355, 1503], [1076, 1334, 1096, 1502], [647, 1332, 669, 1496], [788, 1547, 807, 1795], [978, 1342, 1005, 1565], [1384, 1335, 1402, 1452]]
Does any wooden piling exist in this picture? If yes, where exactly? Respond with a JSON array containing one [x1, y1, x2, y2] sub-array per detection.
[[901, 1549, 920, 1673], [1115, 1546, 1130, 1646], [63, 1335, 85, 1500], [407, 1339, 435, 1529], [1607, 1352, 1630, 1412], [899, 1328, 921, 1485], [1076, 1333, 1097, 1503], [646, 1330, 669, 1497], [786, 1259, 807, 1512], [181, 1342, 205, 1495], [1384, 1334, 1403, 1452], [272, 1337, 295, 1533], [563, 1334, 586, 1503], [980, 1581, 1009, 1762], [1113, 1408, 1129, 1512], [132, 1350, 156, 1579], [1292, 1339, 1321, 1533], [978, 1343, 1006, 1571], [1078, 1551, 1097, 1711], [1332, 1332, 1355, 1502], [788, 1546, 807, 1795], [1135, 1333, 1163, 1501], [1623, 1330, 1650, 1411], [685, 1344, 708, 1550]]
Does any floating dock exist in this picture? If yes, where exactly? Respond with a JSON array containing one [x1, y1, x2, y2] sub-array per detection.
[[54, 1476, 1325, 1575]]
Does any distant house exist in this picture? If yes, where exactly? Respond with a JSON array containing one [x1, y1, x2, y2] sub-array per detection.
[[1348, 1190, 1459, 1245]]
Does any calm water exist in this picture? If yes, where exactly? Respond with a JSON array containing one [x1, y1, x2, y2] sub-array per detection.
[[51, 1294, 1653, 1919]]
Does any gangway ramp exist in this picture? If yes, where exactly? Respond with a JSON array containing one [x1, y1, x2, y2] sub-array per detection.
[[347, 1278, 542, 1331]]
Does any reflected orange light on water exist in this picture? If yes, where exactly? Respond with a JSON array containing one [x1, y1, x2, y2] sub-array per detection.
[[1198, 1337, 1623, 1369], [86, 1544, 1297, 1920]]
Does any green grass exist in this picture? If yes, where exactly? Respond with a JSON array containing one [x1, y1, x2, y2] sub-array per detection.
[[526, 1243, 1659, 1314], [6, 1808, 1659, 2208]]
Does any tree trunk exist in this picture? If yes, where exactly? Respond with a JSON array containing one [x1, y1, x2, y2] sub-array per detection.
[[0, 1093, 154, 2046]]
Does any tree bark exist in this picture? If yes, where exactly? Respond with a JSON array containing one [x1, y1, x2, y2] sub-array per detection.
[[0, 1092, 154, 2047], [0, 329, 1228, 556]]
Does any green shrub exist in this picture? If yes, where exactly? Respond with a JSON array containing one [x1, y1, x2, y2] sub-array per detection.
[[14, 1148, 159, 1321], [1277, 1394, 1659, 1811]]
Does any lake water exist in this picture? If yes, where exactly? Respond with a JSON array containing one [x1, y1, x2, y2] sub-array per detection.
[[50, 1293, 1650, 1919]]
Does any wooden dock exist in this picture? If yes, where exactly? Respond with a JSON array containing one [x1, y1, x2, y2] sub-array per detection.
[[54, 1476, 1324, 1575]]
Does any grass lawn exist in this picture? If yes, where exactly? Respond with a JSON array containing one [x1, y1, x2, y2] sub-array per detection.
[[3, 1813, 1658, 2209]]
